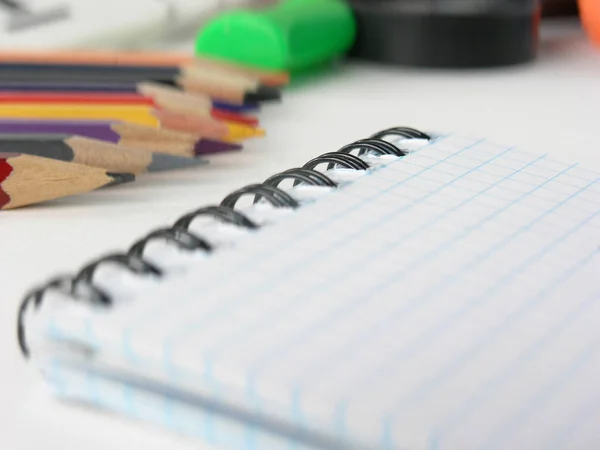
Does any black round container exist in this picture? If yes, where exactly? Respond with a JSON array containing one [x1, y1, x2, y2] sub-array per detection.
[[347, 0, 541, 68]]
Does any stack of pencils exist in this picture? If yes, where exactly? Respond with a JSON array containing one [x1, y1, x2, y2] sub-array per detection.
[[0, 50, 289, 211]]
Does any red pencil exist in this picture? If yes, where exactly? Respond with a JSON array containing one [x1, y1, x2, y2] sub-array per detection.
[[0, 92, 259, 127]]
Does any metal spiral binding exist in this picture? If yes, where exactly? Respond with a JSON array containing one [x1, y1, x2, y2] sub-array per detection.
[[17, 127, 431, 358], [370, 126, 430, 140]]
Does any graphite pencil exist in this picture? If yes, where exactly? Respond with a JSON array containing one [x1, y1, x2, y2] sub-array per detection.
[[0, 152, 134, 210], [0, 135, 208, 173], [0, 50, 290, 86], [0, 64, 281, 104]]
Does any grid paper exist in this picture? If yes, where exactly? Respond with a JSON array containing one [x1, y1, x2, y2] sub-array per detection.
[[45, 134, 600, 450]]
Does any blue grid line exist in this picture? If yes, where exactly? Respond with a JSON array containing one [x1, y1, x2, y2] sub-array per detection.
[[245, 421, 257, 450], [333, 403, 346, 444], [118, 136, 447, 341], [480, 327, 600, 450], [283, 160, 573, 397], [394, 153, 600, 183], [43, 136, 600, 450], [391, 252, 600, 450], [379, 205, 600, 432], [233, 147, 514, 375], [49, 366, 304, 450], [123, 382, 135, 418], [84, 318, 99, 406], [432, 285, 600, 441], [85, 366, 99, 406], [405, 158, 600, 185], [237, 150, 534, 379], [381, 421, 393, 450], [291, 388, 304, 433], [398, 183, 533, 202], [402, 156, 541, 172], [149, 138, 488, 441], [48, 359, 65, 394], [163, 394, 175, 431], [158, 138, 482, 352], [376, 171, 598, 401], [543, 390, 600, 450]]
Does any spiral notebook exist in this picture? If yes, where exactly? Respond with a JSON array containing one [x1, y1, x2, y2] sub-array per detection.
[[18, 127, 600, 450]]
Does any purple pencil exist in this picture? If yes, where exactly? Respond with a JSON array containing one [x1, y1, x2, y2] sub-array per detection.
[[0, 119, 242, 157]]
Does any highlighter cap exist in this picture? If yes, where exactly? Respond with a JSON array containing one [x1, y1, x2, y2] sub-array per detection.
[[195, 0, 356, 72]]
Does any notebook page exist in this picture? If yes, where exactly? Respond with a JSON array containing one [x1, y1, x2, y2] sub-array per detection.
[[43, 134, 600, 450]]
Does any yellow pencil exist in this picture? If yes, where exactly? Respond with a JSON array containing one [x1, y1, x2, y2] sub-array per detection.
[[0, 104, 264, 142], [0, 104, 156, 125]]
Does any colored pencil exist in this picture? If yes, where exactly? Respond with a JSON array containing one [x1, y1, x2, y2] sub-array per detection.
[[212, 100, 258, 113], [136, 82, 260, 126], [0, 104, 264, 141], [0, 50, 290, 86], [0, 64, 281, 104], [176, 66, 281, 105], [152, 110, 266, 141], [0, 103, 157, 124], [189, 55, 289, 87], [0, 152, 134, 210], [0, 135, 207, 173], [0, 120, 242, 157], [0, 81, 259, 112], [0, 91, 259, 126]]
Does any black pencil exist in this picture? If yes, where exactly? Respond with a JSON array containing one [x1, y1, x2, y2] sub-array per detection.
[[0, 134, 208, 174], [0, 63, 281, 104]]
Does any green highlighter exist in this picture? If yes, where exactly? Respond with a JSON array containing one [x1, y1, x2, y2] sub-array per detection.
[[195, 0, 356, 73]]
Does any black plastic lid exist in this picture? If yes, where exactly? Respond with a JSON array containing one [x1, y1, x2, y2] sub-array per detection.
[[347, 0, 542, 68]]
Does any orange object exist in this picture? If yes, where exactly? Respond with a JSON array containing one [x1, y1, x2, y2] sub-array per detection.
[[579, 0, 600, 47], [0, 92, 259, 127], [0, 92, 150, 104]]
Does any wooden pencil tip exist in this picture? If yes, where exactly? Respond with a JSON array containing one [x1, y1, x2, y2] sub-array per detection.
[[224, 123, 266, 141], [243, 85, 282, 104]]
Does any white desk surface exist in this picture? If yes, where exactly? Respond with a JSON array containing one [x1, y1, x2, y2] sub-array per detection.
[[1, 18, 599, 450]]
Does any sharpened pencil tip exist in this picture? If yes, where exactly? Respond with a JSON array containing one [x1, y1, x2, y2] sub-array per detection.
[[244, 85, 282, 104], [147, 153, 208, 173], [194, 139, 243, 156], [106, 172, 136, 186]]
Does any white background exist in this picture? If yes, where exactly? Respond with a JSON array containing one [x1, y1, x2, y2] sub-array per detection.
[[1, 17, 599, 450]]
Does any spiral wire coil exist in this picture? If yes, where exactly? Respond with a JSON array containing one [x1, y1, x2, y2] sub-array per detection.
[[17, 126, 431, 358]]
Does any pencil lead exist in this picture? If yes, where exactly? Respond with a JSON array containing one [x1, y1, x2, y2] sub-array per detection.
[[105, 172, 136, 187], [244, 85, 282, 104], [194, 139, 243, 156], [224, 123, 266, 141], [212, 100, 260, 113], [146, 152, 209, 172]]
